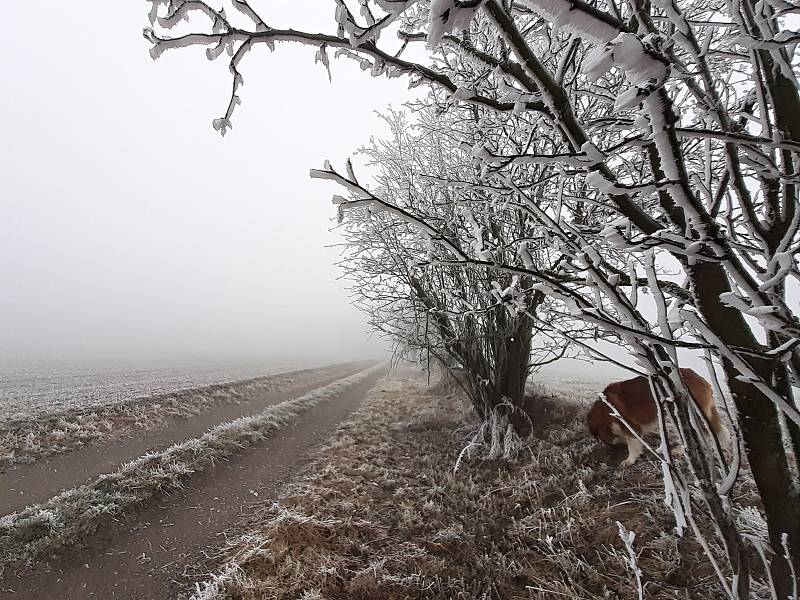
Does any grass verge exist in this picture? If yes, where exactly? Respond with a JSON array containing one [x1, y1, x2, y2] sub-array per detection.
[[0, 362, 366, 469], [0, 364, 383, 572], [187, 372, 762, 600]]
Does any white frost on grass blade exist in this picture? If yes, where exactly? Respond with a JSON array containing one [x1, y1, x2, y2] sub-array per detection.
[[0, 364, 383, 569]]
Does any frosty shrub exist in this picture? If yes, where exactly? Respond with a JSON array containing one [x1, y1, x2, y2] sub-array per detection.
[[332, 107, 580, 428]]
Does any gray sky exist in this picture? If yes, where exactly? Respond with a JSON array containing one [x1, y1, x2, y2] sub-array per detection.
[[0, 1, 413, 365]]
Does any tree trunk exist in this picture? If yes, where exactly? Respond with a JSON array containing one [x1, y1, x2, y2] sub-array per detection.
[[770, 332, 800, 483], [690, 261, 800, 595], [491, 315, 534, 434]]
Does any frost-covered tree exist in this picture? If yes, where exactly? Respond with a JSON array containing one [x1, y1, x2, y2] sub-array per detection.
[[145, 0, 800, 594], [333, 107, 576, 426]]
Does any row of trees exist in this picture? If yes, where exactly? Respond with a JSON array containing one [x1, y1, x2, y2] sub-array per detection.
[[144, 1, 800, 596], [330, 107, 571, 429]]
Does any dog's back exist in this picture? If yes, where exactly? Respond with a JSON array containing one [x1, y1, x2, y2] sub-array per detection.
[[588, 374, 657, 446], [587, 368, 728, 466]]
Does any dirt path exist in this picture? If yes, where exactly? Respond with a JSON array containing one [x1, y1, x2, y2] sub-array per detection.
[[0, 367, 384, 599], [0, 363, 370, 515]]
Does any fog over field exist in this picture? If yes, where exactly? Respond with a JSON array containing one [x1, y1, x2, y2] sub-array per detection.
[[0, 2, 404, 367]]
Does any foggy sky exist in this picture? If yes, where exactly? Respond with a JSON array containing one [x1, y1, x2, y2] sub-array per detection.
[[0, 2, 411, 365]]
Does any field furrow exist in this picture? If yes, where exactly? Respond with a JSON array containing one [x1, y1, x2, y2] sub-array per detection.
[[0, 362, 371, 513], [0, 364, 384, 590]]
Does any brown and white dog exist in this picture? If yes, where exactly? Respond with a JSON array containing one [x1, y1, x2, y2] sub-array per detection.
[[587, 368, 729, 467]]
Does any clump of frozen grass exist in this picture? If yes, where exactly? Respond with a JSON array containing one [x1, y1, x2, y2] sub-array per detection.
[[0, 365, 383, 569], [0, 363, 367, 469], [193, 553, 258, 600], [454, 399, 530, 471]]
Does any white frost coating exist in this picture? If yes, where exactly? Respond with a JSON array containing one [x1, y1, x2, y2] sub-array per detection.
[[147, 0, 162, 24], [745, 305, 780, 316], [580, 244, 602, 267], [580, 141, 605, 163], [334, 2, 348, 25], [628, 259, 639, 307], [633, 113, 650, 130], [427, 0, 480, 47], [587, 33, 668, 87], [370, 59, 385, 77], [419, 229, 435, 262], [520, 0, 618, 43], [766, 337, 800, 358], [333, 0, 411, 47], [585, 170, 617, 193], [459, 206, 485, 254], [491, 151, 594, 168], [206, 39, 228, 61], [145, 28, 225, 61], [212, 117, 232, 136], [666, 300, 684, 328], [661, 460, 687, 535], [653, 0, 691, 35], [517, 241, 535, 269], [644, 94, 681, 179], [374, 0, 414, 13], [585, 43, 615, 79], [685, 241, 704, 255], [758, 251, 795, 291], [614, 87, 643, 110], [452, 86, 474, 100], [716, 432, 741, 495], [651, 228, 690, 245], [471, 142, 493, 162], [498, 82, 541, 104], [601, 218, 630, 248], [616, 521, 644, 598], [719, 291, 750, 312], [315, 45, 332, 82]]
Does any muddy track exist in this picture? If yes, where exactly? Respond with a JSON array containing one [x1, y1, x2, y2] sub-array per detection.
[[0, 362, 372, 515], [0, 367, 384, 599]]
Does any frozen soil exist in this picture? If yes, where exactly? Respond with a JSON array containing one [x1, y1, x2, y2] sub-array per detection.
[[187, 372, 758, 600], [0, 367, 385, 599], [0, 362, 367, 471], [0, 362, 370, 513]]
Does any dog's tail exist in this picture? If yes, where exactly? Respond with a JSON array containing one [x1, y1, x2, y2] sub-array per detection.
[[683, 368, 730, 448]]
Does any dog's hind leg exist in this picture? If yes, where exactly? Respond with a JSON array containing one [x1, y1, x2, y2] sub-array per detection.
[[707, 403, 731, 449]]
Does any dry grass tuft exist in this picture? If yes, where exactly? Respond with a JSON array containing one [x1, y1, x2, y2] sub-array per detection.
[[191, 373, 746, 600]]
